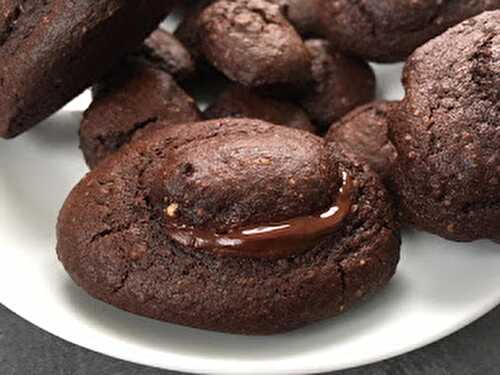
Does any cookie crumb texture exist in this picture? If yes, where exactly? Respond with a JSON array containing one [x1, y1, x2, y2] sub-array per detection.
[[319, 0, 500, 62], [273, 0, 321, 35], [326, 101, 398, 180], [139, 29, 196, 81], [301, 39, 376, 131], [0, 0, 175, 138], [198, 0, 312, 87], [80, 61, 201, 169], [204, 84, 316, 133], [57, 119, 400, 335], [390, 11, 500, 242]]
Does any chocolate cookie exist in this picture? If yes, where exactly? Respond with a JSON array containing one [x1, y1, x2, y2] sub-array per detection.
[[389, 11, 500, 242], [204, 84, 316, 133], [175, 0, 211, 64], [80, 61, 201, 169], [57, 118, 400, 335], [137, 29, 196, 81], [319, 0, 500, 62], [300, 39, 376, 132], [278, 0, 321, 36], [0, 0, 175, 138], [176, 0, 320, 61], [197, 0, 312, 87], [326, 101, 398, 180]]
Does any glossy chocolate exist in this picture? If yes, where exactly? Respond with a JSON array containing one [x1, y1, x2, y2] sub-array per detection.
[[164, 173, 354, 258]]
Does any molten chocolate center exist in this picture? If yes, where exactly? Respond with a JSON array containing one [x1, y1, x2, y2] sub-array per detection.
[[164, 173, 354, 258]]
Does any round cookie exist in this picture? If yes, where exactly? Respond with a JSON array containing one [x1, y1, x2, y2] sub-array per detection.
[[176, 0, 320, 62], [137, 29, 196, 81], [58, 118, 400, 335], [204, 84, 316, 133], [80, 61, 202, 169], [326, 101, 398, 180], [197, 0, 312, 87], [0, 0, 175, 138], [319, 0, 500, 63], [300, 39, 376, 132], [390, 11, 500, 242]]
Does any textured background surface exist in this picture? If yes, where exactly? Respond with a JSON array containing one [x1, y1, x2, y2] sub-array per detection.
[[0, 304, 499, 375]]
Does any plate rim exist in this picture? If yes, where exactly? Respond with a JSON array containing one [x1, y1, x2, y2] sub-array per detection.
[[2, 289, 499, 374]]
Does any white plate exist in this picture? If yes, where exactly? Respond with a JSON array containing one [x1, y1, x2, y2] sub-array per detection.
[[1, 63, 500, 375]]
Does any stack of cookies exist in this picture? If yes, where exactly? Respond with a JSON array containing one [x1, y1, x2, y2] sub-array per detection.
[[1, 0, 498, 335]]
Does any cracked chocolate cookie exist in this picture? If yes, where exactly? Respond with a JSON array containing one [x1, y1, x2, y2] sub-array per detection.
[[204, 84, 316, 133], [80, 60, 201, 169], [0, 0, 175, 138], [300, 39, 376, 132], [57, 118, 400, 335], [326, 101, 398, 180], [197, 0, 312, 87], [389, 11, 500, 242], [176, 0, 320, 66], [319, 0, 500, 62]]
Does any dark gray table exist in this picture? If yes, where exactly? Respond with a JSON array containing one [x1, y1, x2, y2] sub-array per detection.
[[0, 304, 499, 375]]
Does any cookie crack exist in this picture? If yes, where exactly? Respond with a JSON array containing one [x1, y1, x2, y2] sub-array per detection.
[[88, 221, 134, 246], [336, 260, 347, 311], [94, 116, 159, 155], [123, 116, 159, 143], [0, 0, 26, 46]]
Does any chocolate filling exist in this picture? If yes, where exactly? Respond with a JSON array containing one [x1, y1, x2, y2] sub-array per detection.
[[164, 173, 354, 258]]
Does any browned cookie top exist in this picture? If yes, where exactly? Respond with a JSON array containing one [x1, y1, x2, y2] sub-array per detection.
[[0, 0, 174, 138], [326, 101, 398, 180], [300, 39, 376, 132], [204, 84, 316, 133], [80, 61, 201, 169], [319, 0, 500, 62], [58, 119, 400, 335], [197, 0, 312, 87], [390, 11, 500, 241]]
